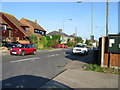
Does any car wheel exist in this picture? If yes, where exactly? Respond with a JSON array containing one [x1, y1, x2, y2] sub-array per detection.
[[84, 51, 87, 55], [33, 50, 37, 55], [10, 53, 13, 55], [21, 51, 25, 56]]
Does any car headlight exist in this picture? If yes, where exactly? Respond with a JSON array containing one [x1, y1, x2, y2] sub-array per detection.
[[19, 49, 21, 52], [10, 48, 12, 50]]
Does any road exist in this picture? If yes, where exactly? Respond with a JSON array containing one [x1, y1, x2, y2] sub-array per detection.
[[2, 48, 92, 88]]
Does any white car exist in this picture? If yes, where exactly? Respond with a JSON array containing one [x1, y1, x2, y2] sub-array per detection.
[[72, 44, 88, 55]]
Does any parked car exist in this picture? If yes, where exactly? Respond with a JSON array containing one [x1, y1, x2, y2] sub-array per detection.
[[10, 43, 36, 56], [57, 44, 68, 48], [72, 44, 88, 55], [2, 41, 16, 50]]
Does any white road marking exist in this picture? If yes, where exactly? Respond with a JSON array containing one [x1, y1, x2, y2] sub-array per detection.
[[47, 54, 60, 57], [10, 57, 40, 63]]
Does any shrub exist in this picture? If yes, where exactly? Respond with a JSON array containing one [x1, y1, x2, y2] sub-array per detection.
[[29, 34, 38, 44], [39, 36, 48, 47], [66, 42, 76, 47]]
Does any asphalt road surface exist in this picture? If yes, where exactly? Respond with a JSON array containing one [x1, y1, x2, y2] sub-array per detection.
[[2, 48, 92, 88]]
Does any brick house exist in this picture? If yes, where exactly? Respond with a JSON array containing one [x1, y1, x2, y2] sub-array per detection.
[[0, 12, 30, 43], [20, 18, 46, 41], [47, 29, 75, 44]]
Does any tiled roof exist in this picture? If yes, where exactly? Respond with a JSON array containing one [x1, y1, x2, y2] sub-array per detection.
[[47, 31, 69, 37], [0, 16, 12, 30], [22, 18, 46, 32], [1, 12, 31, 37], [69, 35, 76, 38]]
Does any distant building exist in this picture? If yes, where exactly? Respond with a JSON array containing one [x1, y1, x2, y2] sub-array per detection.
[[47, 29, 75, 44]]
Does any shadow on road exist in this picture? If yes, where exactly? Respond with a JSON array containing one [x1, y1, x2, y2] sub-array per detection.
[[1, 75, 73, 90], [65, 50, 93, 64]]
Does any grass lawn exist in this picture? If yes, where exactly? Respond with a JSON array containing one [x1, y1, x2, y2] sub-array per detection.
[[82, 64, 120, 75]]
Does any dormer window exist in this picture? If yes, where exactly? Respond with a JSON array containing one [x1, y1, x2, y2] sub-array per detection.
[[25, 27, 29, 32], [36, 23, 38, 26], [27, 21, 31, 23], [2, 24, 7, 30]]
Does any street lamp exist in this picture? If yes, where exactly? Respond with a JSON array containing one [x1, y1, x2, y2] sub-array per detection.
[[106, 0, 109, 36], [90, 2, 94, 41], [62, 19, 72, 49]]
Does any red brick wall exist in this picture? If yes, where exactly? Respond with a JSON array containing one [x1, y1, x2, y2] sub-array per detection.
[[2, 14, 25, 40]]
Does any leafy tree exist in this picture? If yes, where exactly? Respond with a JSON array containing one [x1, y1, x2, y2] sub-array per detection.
[[67, 38, 70, 43], [66, 42, 76, 47], [29, 34, 38, 44], [74, 37, 83, 43], [85, 39, 92, 46], [39, 36, 48, 47], [52, 35, 61, 42], [46, 35, 61, 48], [46, 36, 51, 41]]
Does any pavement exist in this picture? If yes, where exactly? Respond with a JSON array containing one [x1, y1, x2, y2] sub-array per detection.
[[39, 61, 119, 89]]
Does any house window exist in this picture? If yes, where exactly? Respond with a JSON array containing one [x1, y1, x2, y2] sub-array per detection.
[[39, 31, 42, 34], [27, 21, 31, 23], [2, 25, 7, 30], [42, 32, 44, 35], [34, 29, 38, 33], [25, 27, 29, 32]]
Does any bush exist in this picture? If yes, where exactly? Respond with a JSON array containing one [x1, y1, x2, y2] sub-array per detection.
[[29, 34, 38, 44], [39, 36, 48, 47], [66, 42, 76, 47], [46, 35, 61, 48]]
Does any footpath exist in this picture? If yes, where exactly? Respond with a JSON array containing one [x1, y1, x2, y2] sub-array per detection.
[[39, 56, 119, 89]]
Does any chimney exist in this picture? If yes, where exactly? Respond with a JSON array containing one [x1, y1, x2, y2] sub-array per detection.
[[59, 29, 62, 33]]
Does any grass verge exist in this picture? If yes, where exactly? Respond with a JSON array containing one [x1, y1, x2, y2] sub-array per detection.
[[82, 64, 120, 75]]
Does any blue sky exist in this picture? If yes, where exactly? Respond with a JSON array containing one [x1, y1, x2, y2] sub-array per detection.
[[1, 2, 118, 40]]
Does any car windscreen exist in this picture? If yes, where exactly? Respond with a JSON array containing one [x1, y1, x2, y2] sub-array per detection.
[[15, 44, 25, 48]]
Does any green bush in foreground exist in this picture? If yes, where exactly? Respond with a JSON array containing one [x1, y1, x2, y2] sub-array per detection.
[[82, 64, 120, 75]]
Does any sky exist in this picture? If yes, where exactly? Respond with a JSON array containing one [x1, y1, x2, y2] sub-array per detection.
[[1, 1, 118, 40]]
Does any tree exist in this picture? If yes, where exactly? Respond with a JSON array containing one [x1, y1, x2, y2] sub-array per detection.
[[39, 36, 48, 47], [67, 38, 70, 43], [85, 39, 92, 46], [29, 34, 38, 44], [52, 35, 61, 42], [74, 37, 83, 43]]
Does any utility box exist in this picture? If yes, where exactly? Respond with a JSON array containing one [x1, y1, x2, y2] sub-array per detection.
[[107, 35, 120, 54]]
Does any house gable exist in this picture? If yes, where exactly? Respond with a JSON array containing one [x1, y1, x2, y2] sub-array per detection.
[[20, 18, 46, 38]]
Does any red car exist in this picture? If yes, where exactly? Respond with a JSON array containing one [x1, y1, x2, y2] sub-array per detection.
[[10, 43, 36, 56], [57, 44, 68, 48]]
